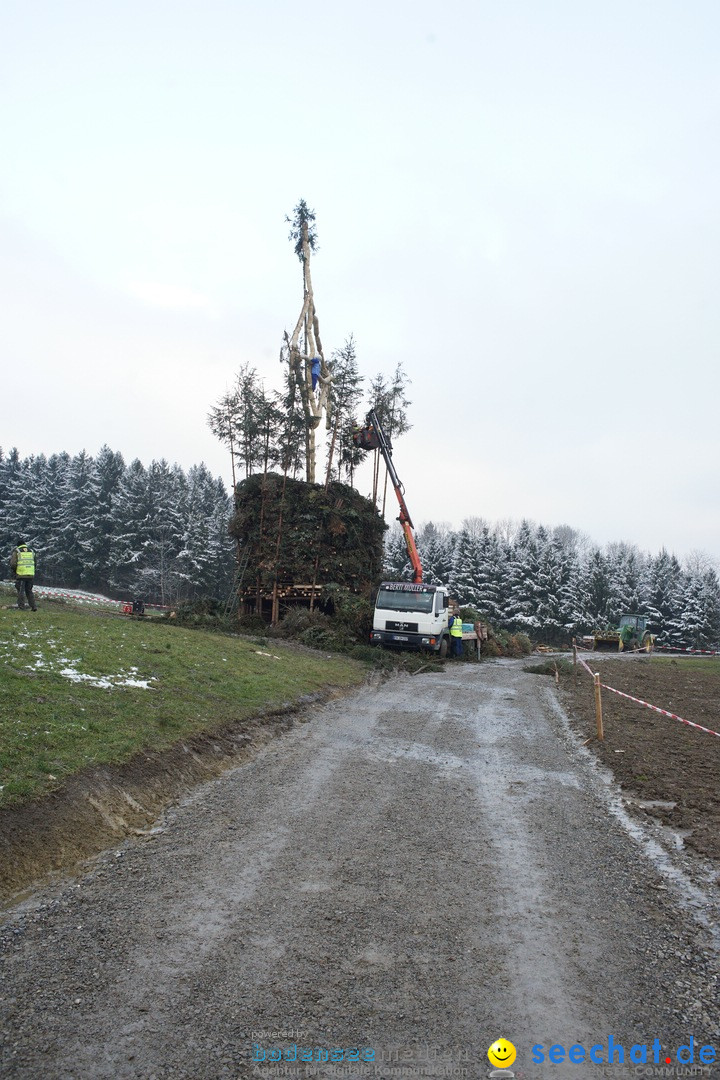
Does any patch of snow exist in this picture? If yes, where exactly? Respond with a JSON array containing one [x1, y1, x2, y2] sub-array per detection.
[[56, 667, 156, 690], [2, 626, 155, 689]]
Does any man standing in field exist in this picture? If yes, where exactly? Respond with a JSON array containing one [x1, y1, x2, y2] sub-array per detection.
[[11, 540, 37, 611]]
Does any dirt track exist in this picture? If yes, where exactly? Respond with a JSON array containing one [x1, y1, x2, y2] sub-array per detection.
[[1, 660, 719, 1079]]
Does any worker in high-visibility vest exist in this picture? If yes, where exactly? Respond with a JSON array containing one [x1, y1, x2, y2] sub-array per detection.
[[449, 609, 464, 658], [10, 541, 37, 611]]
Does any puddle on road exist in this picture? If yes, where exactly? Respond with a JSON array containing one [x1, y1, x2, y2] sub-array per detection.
[[624, 797, 677, 812]]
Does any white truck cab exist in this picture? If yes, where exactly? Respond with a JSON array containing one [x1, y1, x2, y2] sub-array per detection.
[[370, 581, 450, 656]]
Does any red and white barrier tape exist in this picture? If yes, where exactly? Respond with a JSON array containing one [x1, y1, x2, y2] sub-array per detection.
[[654, 644, 720, 655], [578, 656, 595, 677], [575, 653, 720, 738], [32, 587, 168, 612], [34, 588, 122, 608], [599, 682, 720, 739]]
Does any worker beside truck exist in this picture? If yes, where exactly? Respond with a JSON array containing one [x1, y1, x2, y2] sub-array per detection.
[[449, 610, 464, 657]]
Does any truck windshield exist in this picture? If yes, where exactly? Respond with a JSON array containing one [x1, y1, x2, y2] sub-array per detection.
[[376, 588, 434, 614]]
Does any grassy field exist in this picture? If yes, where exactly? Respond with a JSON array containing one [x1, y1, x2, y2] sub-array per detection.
[[653, 654, 720, 674], [0, 593, 366, 808]]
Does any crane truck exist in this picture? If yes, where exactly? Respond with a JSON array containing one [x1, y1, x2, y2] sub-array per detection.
[[353, 410, 451, 657]]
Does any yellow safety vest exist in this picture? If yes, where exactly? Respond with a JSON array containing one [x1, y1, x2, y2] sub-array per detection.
[[450, 615, 463, 637], [16, 548, 35, 577]]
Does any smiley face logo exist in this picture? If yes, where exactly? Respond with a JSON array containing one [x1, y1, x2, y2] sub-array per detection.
[[487, 1038, 517, 1068]]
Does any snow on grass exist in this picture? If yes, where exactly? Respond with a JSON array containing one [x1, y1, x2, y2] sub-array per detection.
[[0, 625, 155, 690]]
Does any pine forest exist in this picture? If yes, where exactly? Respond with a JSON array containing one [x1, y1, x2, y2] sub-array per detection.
[[0, 447, 233, 606], [384, 519, 720, 650]]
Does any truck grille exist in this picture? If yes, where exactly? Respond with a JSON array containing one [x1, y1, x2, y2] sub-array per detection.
[[385, 620, 418, 632]]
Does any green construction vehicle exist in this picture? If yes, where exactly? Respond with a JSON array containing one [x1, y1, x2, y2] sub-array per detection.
[[592, 614, 655, 652]]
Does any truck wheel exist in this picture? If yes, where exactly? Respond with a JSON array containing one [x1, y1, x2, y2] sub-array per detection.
[[439, 637, 448, 659]]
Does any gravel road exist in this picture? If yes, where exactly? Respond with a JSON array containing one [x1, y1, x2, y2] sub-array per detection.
[[2, 660, 719, 1080]]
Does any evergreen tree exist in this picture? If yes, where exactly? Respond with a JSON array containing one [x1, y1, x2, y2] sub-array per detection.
[[417, 522, 454, 586], [325, 335, 365, 485], [109, 459, 153, 596], [134, 460, 187, 605], [504, 521, 540, 632], [641, 549, 683, 640], [0, 448, 22, 544], [449, 527, 481, 606], [51, 451, 99, 587], [274, 366, 307, 482], [367, 366, 412, 509], [577, 547, 612, 628], [77, 447, 126, 591], [670, 568, 720, 648], [208, 364, 267, 483], [175, 465, 233, 601], [532, 535, 581, 642], [0, 452, 33, 558], [35, 453, 71, 584], [382, 523, 412, 580], [604, 542, 645, 624]]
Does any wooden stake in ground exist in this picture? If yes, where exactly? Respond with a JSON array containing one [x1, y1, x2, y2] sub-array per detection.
[[283, 201, 332, 484], [594, 672, 604, 741]]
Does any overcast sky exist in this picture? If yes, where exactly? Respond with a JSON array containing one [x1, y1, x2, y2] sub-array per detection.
[[2, 1, 718, 564]]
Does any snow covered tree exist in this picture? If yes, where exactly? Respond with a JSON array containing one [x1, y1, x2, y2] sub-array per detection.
[[0, 451, 33, 558], [577, 547, 612, 628], [109, 459, 153, 596], [640, 549, 683, 640], [50, 451, 97, 586], [532, 534, 582, 642], [604, 542, 645, 624], [417, 522, 454, 586], [132, 461, 187, 605], [449, 526, 482, 606], [175, 465, 233, 601], [32, 453, 71, 583], [504, 520, 540, 632], [81, 447, 125, 591], [473, 525, 509, 624], [382, 522, 413, 580], [669, 568, 720, 648]]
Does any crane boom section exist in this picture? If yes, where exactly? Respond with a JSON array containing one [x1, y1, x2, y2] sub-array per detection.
[[366, 409, 422, 584]]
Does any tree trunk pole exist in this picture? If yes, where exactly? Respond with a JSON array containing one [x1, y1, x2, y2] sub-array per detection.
[[271, 470, 289, 603], [325, 409, 341, 489], [309, 550, 321, 612], [285, 220, 332, 484]]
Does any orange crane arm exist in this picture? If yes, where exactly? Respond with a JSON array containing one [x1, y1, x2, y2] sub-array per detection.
[[364, 409, 423, 584]]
